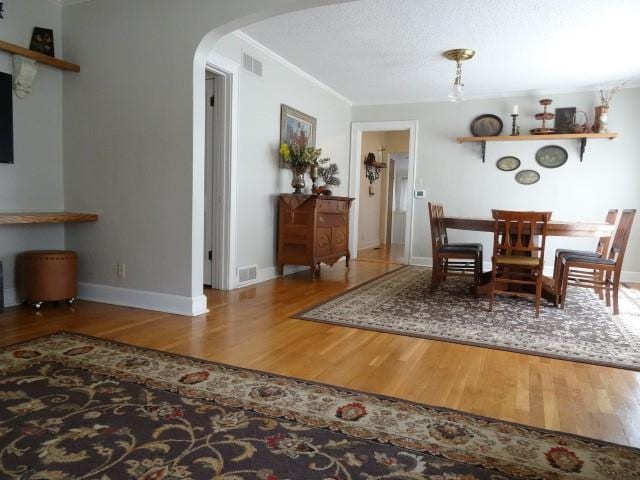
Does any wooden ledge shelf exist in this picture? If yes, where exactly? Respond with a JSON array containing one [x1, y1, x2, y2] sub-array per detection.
[[456, 132, 618, 163], [0, 40, 80, 72], [0, 212, 98, 225]]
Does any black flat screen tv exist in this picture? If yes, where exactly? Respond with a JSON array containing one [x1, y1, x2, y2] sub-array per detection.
[[0, 72, 14, 164]]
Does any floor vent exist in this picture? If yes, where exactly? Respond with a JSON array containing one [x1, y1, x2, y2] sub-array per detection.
[[237, 264, 258, 286], [242, 52, 263, 77]]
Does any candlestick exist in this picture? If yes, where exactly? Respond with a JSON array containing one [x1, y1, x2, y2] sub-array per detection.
[[510, 114, 519, 136]]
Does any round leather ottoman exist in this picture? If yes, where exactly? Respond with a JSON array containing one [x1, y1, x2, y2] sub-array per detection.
[[17, 250, 77, 308]]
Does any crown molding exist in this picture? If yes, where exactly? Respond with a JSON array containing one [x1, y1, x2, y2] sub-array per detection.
[[234, 31, 352, 106]]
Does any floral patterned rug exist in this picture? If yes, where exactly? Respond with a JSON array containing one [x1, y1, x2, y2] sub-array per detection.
[[0, 333, 639, 479], [295, 267, 640, 370]]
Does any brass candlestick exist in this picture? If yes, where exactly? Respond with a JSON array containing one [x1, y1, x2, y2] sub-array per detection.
[[510, 114, 520, 136]]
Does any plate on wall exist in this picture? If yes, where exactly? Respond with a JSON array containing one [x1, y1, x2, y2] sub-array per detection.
[[515, 169, 540, 185], [536, 145, 568, 168], [496, 156, 521, 171], [470, 114, 503, 137]]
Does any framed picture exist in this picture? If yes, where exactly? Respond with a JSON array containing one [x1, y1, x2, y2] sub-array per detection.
[[554, 107, 576, 133], [29, 27, 55, 57], [0, 72, 13, 164], [280, 104, 316, 165]]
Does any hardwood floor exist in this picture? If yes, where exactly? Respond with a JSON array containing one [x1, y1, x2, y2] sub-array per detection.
[[358, 244, 406, 265], [1, 256, 639, 449]]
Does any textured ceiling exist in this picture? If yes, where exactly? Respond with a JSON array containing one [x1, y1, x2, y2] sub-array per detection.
[[242, 0, 640, 104]]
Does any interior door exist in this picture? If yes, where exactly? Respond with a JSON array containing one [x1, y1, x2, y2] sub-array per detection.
[[203, 76, 215, 286]]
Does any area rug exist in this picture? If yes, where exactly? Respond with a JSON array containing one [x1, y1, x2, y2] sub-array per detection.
[[1, 333, 639, 479], [295, 267, 640, 371]]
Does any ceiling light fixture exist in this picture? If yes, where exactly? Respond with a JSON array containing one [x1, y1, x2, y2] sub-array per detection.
[[443, 48, 475, 102]]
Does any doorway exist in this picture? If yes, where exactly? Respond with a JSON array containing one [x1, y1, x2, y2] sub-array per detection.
[[349, 121, 418, 266], [202, 55, 239, 291]]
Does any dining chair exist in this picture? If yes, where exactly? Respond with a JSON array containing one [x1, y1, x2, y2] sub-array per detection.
[[428, 203, 483, 294], [550, 209, 618, 305], [560, 209, 636, 315], [489, 210, 552, 317]]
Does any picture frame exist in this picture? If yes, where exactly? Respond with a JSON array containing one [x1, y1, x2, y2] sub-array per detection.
[[29, 27, 55, 57], [554, 107, 576, 133], [280, 104, 316, 166]]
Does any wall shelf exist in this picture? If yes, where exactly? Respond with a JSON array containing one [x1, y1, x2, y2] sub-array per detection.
[[0, 40, 80, 72], [0, 212, 98, 225], [456, 132, 618, 163]]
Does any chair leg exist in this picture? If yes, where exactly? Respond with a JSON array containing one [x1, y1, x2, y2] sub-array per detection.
[[430, 257, 440, 292], [442, 259, 448, 281], [612, 274, 621, 315], [488, 262, 496, 312], [535, 271, 542, 318], [560, 262, 570, 310], [604, 270, 612, 307]]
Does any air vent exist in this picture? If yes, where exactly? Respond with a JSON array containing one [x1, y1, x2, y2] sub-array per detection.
[[237, 264, 258, 286], [242, 52, 263, 77]]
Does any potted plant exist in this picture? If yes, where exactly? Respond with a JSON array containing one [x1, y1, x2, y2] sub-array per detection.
[[594, 81, 625, 133], [279, 143, 323, 193]]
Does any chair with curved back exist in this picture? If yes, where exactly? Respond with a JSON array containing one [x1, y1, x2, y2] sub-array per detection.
[[489, 210, 552, 317], [560, 209, 636, 315], [428, 203, 483, 294]]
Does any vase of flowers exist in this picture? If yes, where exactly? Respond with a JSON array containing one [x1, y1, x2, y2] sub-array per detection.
[[279, 142, 324, 194], [594, 82, 625, 133]]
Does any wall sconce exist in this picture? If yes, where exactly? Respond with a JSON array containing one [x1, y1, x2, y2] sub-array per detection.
[[364, 152, 387, 185], [12, 56, 38, 98]]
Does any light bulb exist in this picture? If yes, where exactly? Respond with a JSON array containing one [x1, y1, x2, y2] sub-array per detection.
[[448, 82, 464, 102]]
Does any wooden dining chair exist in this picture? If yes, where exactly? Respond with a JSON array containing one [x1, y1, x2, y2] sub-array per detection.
[[560, 209, 636, 315], [428, 203, 483, 294], [551, 209, 618, 305], [489, 210, 552, 317]]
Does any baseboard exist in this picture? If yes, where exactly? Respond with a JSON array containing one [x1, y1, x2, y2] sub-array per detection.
[[78, 282, 209, 317], [358, 240, 381, 250], [409, 256, 640, 282], [2, 287, 19, 308]]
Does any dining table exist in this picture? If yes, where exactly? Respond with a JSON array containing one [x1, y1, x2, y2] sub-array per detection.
[[441, 215, 616, 297]]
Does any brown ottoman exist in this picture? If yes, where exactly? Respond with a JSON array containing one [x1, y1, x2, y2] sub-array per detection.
[[17, 251, 77, 309]]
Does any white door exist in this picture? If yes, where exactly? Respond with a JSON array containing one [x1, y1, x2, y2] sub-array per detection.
[[203, 76, 215, 286]]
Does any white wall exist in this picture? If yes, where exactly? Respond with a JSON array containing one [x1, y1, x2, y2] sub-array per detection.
[[357, 131, 385, 249], [60, 0, 352, 314], [210, 32, 351, 280], [352, 88, 640, 279], [0, 0, 65, 306]]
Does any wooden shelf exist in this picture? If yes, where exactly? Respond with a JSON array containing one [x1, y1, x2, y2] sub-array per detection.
[[455, 132, 618, 163], [0, 212, 98, 225], [456, 132, 618, 143], [0, 40, 80, 72]]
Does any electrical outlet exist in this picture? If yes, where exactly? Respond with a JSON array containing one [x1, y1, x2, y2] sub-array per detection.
[[116, 263, 126, 279]]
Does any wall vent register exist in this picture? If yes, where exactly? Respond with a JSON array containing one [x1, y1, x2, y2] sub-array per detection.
[[237, 264, 258, 286], [242, 52, 263, 77]]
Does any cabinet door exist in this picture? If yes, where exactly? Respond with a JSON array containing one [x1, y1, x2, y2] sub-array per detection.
[[331, 226, 348, 254], [316, 227, 332, 257]]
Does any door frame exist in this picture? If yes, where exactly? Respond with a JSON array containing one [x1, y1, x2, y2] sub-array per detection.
[[348, 120, 418, 264], [205, 53, 239, 290]]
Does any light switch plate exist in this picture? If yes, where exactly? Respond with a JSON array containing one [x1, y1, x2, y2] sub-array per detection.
[[414, 189, 426, 199]]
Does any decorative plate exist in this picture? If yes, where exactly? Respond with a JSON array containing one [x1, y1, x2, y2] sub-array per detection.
[[515, 169, 540, 185], [470, 114, 503, 137], [536, 145, 568, 168], [496, 156, 521, 172]]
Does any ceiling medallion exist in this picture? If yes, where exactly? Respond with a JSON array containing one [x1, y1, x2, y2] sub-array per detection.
[[443, 48, 475, 102]]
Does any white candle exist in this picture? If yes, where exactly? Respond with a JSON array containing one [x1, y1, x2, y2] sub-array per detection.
[[512, 104, 519, 115]]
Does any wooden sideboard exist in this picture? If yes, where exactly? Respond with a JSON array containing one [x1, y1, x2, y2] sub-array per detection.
[[277, 194, 353, 278]]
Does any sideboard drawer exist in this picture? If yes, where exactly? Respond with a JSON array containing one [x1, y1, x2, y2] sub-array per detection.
[[317, 199, 349, 214], [317, 213, 348, 227]]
